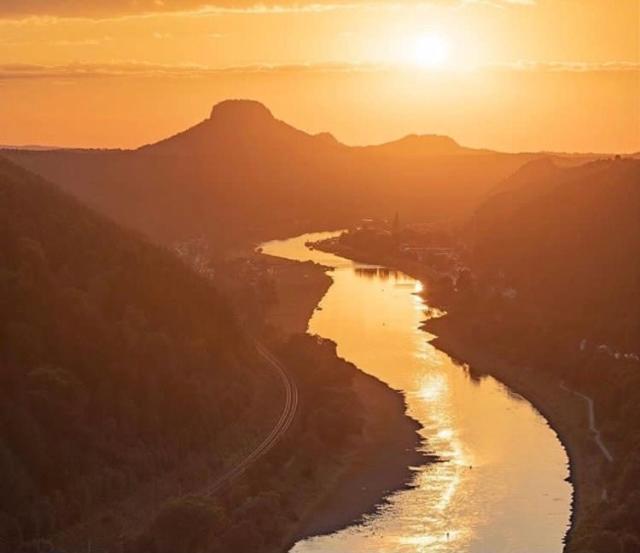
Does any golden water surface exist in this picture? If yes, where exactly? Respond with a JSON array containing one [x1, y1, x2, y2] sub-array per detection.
[[261, 231, 572, 553]]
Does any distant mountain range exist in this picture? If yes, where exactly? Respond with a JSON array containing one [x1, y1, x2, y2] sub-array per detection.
[[3, 99, 588, 252]]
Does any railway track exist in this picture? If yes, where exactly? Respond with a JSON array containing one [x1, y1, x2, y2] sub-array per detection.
[[204, 340, 299, 495]]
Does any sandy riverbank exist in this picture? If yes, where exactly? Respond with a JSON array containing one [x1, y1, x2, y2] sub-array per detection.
[[258, 252, 434, 550], [259, 253, 333, 338], [290, 363, 432, 544]]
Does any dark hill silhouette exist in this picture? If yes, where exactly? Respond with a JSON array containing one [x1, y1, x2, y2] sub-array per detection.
[[3, 99, 565, 251], [0, 155, 276, 547], [140, 99, 345, 158], [488, 157, 558, 194], [359, 133, 470, 157], [459, 158, 640, 553], [470, 157, 640, 348]]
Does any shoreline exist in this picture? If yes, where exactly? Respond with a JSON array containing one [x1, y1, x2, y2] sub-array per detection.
[[423, 318, 612, 551], [423, 321, 585, 549], [314, 239, 604, 551], [256, 250, 435, 551], [288, 369, 433, 546]]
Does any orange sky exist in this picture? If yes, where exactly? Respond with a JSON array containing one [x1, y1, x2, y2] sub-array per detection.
[[0, 0, 638, 152]]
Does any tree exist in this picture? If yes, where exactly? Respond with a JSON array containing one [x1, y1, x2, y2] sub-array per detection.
[[145, 496, 225, 553]]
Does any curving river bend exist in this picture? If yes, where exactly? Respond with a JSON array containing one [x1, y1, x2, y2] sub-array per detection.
[[261, 231, 572, 553]]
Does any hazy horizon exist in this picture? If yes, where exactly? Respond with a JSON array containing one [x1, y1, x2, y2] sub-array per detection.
[[1, 0, 638, 153], [1, 90, 639, 155]]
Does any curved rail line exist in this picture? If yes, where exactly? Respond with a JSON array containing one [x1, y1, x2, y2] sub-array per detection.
[[204, 340, 299, 496]]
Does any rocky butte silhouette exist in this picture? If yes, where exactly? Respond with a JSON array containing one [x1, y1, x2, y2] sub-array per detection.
[[140, 99, 344, 157]]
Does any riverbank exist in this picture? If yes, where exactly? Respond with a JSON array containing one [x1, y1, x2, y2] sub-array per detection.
[[258, 252, 433, 550], [312, 238, 605, 551], [258, 253, 333, 339], [290, 363, 431, 544], [423, 316, 605, 551]]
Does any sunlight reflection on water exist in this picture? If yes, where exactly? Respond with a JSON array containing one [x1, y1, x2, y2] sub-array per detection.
[[261, 231, 572, 553]]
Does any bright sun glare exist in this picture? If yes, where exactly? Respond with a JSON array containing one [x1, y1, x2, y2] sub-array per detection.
[[410, 33, 451, 68]]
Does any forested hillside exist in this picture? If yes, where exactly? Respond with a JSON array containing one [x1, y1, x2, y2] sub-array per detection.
[[0, 157, 272, 549], [453, 157, 640, 552], [470, 157, 640, 350]]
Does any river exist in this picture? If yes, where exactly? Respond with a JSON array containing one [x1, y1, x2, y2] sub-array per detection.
[[261, 231, 572, 553]]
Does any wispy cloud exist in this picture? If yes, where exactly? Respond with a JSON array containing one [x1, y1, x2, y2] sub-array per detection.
[[0, 59, 636, 80], [488, 60, 640, 72], [0, 61, 387, 79], [0, 2, 367, 20], [459, 0, 534, 8], [0, 0, 535, 20], [0, 35, 113, 47]]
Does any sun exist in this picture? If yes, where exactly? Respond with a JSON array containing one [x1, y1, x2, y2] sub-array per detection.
[[410, 33, 451, 68]]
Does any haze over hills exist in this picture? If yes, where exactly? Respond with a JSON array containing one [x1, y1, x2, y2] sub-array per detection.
[[142, 101, 469, 158], [1, 95, 638, 552], [2, 0, 638, 550], [4, 99, 545, 252]]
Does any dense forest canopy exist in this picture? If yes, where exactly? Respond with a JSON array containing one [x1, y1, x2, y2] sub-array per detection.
[[0, 157, 269, 549], [470, 158, 640, 349]]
